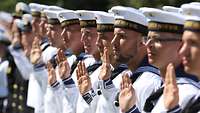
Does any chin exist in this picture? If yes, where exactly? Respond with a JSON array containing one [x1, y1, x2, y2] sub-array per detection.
[[148, 58, 154, 64], [184, 66, 193, 74]]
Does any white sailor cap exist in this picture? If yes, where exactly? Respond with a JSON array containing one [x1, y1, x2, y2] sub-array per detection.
[[181, 4, 200, 31], [13, 2, 31, 18], [110, 6, 148, 35], [95, 11, 114, 24], [44, 10, 60, 24], [76, 10, 97, 28], [76, 10, 97, 20], [190, 2, 200, 6], [29, 3, 48, 17], [94, 11, 114, 32], [162, 6, 182, 13], [110, 6, 147, 26], [48, 6, 63, 11], [57, 10, 80, 27], [0, 12, 13, 23], [140, 7, 184, 34], [16, 14, 32, 32], [181, 4, 200, 18]]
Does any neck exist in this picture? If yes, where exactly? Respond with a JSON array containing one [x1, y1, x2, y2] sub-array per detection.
[[93, 51, 101, 61], [128, 51, 146, 71]]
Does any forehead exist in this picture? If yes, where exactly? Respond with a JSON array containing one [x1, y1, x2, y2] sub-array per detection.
[[114, 27, 140, 36], [148, 31, 180, 38], [98, 32, 113, 40], [183, 30, 200, 41], [48, 24, 61, 28], [81, 27, 97, 32]]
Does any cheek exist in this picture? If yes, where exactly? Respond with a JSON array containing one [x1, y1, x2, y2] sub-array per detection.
[[120, 39, 137, 53], [191, 47, 200, 63]]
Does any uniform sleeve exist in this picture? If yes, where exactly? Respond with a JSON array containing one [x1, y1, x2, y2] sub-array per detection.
[[44, 82, 63, 113], [76, 89, 98, 113], [124, 105, 141, 113], [8, 45, 33, 80], [167, 105, 182, 113], [27, 62, 48, 109], [98, 78, 118, 101], [62, 77, 79, 113]]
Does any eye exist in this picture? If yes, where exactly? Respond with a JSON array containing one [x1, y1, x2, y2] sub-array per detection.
[[190, 40, 199, 47]]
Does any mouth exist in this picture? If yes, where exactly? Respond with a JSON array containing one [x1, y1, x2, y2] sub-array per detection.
[[182, 57, 189, 66]]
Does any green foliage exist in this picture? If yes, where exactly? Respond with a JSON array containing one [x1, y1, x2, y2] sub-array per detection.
[[1, 0, 200, 13]]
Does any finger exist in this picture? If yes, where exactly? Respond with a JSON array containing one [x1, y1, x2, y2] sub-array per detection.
[[77, 62, 82, 77], [105, 47, 110, 64], [121, 75, 125, 90], [102, 47, 106, 63], [60, 49, 66, 61], [47, 61, 53, 71], [168, 63, 177, 86], [57, 48, 62, 64], [165, 64, 170, 85], [126, 74, 132, 85], [81, 61, 87, 76], [124, 74, 129, 88], [79, 61, 83, 76], [76, 69, 80, 82]]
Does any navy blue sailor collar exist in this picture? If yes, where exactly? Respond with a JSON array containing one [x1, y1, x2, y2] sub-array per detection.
[[175, 64, 199, 82], [130, 56, 160, 82]]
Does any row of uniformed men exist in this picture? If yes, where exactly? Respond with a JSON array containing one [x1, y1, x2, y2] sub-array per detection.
[[0, 1, 200, 113]]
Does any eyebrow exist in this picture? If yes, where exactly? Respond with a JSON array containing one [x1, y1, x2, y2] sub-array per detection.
[[114, 32, 126, 36]]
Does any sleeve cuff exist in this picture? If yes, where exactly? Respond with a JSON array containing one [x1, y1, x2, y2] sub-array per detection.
[[99, 79, 114, 89], [50, 81, 60, 89], [82, 89, 96, 105], [33, 62, 45, 71], [125, 105, 140, 113], [167, 105, 182, 113], [13, 43, 22, 50], [62, 77, 75, 88]]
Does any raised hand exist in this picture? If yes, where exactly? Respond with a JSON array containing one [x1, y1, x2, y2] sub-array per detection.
[[76, 61, 92, 95], [99, 47, 111, 80], [56, 49, 71, 79], [119, 73, 136, 113], [30, 37, 42, 64], [164, 63, 179, 110], [47, 61, 57, 85]]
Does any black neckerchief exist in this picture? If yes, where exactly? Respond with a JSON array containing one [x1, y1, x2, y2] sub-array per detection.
[[110, 64, 128, 80], [87, 61, 102, 75], [130, 56, 160, 83]]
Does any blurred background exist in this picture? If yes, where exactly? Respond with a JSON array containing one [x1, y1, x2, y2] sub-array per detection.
[[1, 0, 200, 13]]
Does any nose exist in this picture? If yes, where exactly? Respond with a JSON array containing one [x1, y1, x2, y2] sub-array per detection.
[[96, 35, 102, 47], [145, 38, 153, 48], [111, 34, 120, 47], [61, 28, 66, 37], [179, 42, 188, 58], [39, 20, 44, 27]]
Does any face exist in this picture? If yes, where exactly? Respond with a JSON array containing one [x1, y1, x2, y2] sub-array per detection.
[[48, 24, 64, 48], [31, 17, 41, 34], [112, 28, 140, 64], [81, 27, 98, 55], [39, 17, 48, 37], [179, 31, 200, 77], [21, 31, 34, 57], [62, 24, 83, 54], [146, 31, 182, 69], [96, 32, 114, 57]]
